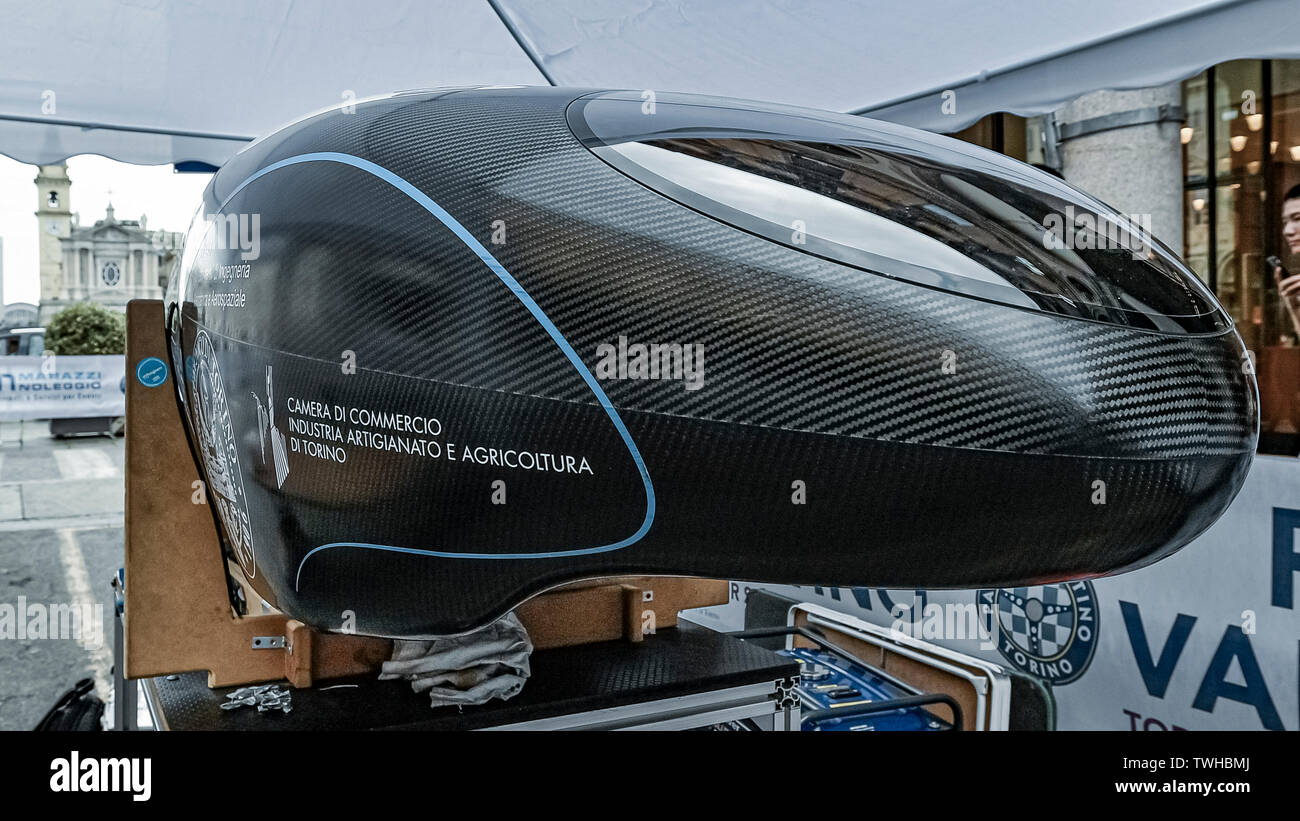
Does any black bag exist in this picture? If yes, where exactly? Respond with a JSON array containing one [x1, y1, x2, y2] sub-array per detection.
[[35, 678, 105, 731]]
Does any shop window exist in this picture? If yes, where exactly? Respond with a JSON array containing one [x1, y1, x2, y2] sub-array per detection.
[[1184, 59, 1300, 455]]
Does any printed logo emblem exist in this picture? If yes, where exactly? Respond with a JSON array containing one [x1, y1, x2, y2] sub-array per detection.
[[978, 581, 1097, 685], [251, 365, 289, 489], [135, 356, 168, 388], [190, 331, 256, 578]]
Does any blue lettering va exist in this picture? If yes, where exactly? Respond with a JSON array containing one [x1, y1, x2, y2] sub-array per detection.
[[1120, 599, 1196, 698], [1193, 626, 1284, 730]]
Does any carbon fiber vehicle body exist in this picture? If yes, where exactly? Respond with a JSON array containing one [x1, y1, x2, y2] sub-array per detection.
[[166, 87, 1257, 637]]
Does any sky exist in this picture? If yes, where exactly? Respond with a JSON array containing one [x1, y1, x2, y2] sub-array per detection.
[[0, 155, 211, 305]]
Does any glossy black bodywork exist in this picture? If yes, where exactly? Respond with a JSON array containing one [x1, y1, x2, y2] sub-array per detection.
[[166, 87, 1257, 637]]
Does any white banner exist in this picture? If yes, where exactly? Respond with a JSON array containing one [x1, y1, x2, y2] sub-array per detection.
[[696, 455, 1300, 730], [0, 355, 127, 420]]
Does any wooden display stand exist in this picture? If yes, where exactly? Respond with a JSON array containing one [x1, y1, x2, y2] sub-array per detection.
[[123, 300, 726, 688]]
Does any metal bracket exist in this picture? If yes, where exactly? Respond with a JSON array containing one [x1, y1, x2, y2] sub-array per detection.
[[1056, 103, 1185, 143], [1041, 115, 1063, 173], [775, 676, 801, 710], [111, 568, 135, 730], [252, 635, 286, 650]]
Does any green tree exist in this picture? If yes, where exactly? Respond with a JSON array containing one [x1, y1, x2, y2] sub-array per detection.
[[44, 302, 126, 355]]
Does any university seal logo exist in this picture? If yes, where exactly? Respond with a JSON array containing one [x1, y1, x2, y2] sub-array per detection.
[[190, 330, 256, 579]]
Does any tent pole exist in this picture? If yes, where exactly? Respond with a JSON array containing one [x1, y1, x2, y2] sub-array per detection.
[[486, 0, 557, 86]]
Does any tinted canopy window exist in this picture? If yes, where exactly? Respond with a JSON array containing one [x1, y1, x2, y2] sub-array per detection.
[[568, 91, 1227, 336]]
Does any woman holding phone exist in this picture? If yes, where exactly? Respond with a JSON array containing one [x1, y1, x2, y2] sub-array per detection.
[[1275, 183, 1300, 338]]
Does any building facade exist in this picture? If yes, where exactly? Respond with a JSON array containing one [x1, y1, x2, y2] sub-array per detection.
[[34, 164, 183, 324]]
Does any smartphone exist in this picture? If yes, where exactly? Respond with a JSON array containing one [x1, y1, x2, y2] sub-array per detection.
[[1267, 255, 1288, 281], [1271, 255, 1300, 340]]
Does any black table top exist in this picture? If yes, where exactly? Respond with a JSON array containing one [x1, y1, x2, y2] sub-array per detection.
[[147, 622, 798, 730]]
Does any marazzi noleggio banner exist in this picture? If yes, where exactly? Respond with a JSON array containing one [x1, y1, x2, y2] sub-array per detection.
[[0, 355, 128, 421]]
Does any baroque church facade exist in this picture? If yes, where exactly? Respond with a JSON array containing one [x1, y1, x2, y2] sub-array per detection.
[[34, 164, 184, 324]]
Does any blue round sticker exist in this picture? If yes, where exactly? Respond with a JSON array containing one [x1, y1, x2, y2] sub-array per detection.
[[136, 357, 169, 388]]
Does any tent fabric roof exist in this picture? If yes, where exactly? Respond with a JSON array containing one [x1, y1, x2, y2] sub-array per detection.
[[1, 0, 1297, 167]]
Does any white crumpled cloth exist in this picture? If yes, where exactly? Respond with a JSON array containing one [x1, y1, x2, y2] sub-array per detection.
[[379, 612, 533, 708]]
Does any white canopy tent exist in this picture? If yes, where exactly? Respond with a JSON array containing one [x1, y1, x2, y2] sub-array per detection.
[[0, 0, 1297, 167]]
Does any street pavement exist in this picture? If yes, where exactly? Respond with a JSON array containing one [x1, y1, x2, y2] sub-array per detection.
[[0, 420, 128, 730]]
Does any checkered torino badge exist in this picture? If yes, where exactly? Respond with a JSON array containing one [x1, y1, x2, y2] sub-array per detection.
[[998, 585, 1076, 656], [983, 581, 1098, 686]]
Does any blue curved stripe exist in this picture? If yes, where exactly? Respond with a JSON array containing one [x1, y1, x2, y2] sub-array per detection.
[[214, 152, 655, 588]]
